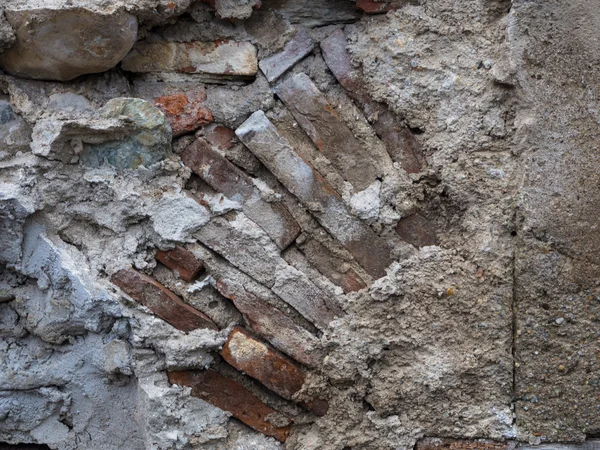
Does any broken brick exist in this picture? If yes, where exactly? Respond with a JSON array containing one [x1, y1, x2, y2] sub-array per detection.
[[356, 0, 398, 14], [182, 138, 300, 250], [168, 369, 290, 442], [155, 246, 204, 282], [202, 123, 236, 150], [275, 72, 383, 191], [215, 277, 324, 368], [321, 29, 426, 174], [121, 40, 258, 79], [259, 28, 314, 82], [236, 111, 394, 279], [415, 438, 516, 450], [395, 212, 438, 248], [111, 269, 217, 332], [155, 91, 213, 137], [221, 327, 328, 416]]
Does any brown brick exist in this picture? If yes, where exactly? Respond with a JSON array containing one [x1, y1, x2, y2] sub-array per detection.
[[168, 369, 290, 442], [275, 73, 383, 191], [415, 438, 515, 450], [215, 276, 324, 369], [111, 269, 217, 332], [236, 111, 394, 279], [259, 28, 314, 82], [395, 212, 438, 248], [155, 246, 204, 282], [356, 0, 397, 14], [121, 40, 258, 78], [155, 91, 213, 137], [203, 124, 235, 150], [321, 29, 426, 174], [182, 138, 300, 250], [220, 327, 328, 415]]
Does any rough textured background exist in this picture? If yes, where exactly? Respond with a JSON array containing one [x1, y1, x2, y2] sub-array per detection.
[[0, 0, 599, 449]]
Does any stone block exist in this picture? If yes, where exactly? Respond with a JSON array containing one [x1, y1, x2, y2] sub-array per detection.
[[155, 91, 213, 137], [259, 29, 314, 82], [236, 111, 394, 279], [215, 277, 323, 368], [395, 212, 438, 248], [182, 138, 300, 249], [121, 40, 258, 79], [111, 269, 218, 332], [168, 369, 291, 442], [213, 0, 262, 20], [260, 0, 360, 28], [155, 246, 205, 282], [0, 8, 137, 81], [0, 97, 32, 156], [221, 327, 328, 415], [275, 73, 383, 191]]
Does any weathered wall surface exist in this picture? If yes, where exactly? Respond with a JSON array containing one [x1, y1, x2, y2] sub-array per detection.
[[0, 0, 598, 449]]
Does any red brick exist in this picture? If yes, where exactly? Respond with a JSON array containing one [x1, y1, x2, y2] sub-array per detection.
[[168, 369, 290, 442], [340, 268, 368, 293], [215, 277, 324, 368], [395, 212, 438, 248], [356, 0, 397, 14], [275, 73, 384, 191], [155, 246, 204, 282], [182, 138, 300, 250], [155, 91, 213, 137], [415, 438, 515, 450], [321, 29, 426, 174], [111, 269, 217, 332], [221, 327, 327, 415], [236, 111, 394, 279], [203, 123, 236, 150]]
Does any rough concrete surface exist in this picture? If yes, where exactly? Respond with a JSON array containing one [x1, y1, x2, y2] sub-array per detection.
[[0, 0, 599, 449]]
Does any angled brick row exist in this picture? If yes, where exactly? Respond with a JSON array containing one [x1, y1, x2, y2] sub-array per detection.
[[111, 268, 217, 332], [259, 28, 314, 82], [221, 327, 328, 416], [155, 245, 205, 282], [321, 28, 427, 174], [235, 110, 394, 279], [415, 438, 516, 450], [168, 369, 290, 442], [182, 138, 300, 250], [275, 72, 385, 191]]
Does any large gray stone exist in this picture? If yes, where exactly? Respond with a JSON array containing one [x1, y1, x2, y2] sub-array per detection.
[[0, 8, 138, 81]]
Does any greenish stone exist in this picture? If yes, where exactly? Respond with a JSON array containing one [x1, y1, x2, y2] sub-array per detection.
[[81, 98, 172, 169]]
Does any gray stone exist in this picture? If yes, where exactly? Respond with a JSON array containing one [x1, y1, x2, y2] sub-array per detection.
[[0, 8, 138, 81], [236, 111, 394, 279], [259, 29, 314, 82], [80, 98, 172, 169], [214, 0, 261, 20], [0, 98, 32, 157]]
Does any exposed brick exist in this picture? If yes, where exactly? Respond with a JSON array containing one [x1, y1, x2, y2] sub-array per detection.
[[236, 111, 394, 279], [203, 123, 236, 150], [415, 438, 516, 450], [395, 212, 438, 248], [155, 91, 213, 137], [121, 41, 258, 78], [195, 214, 340, 328], [356, 0, 397, 14], [275, 72, 383, 191], [155, 246, 204, 282], [221, 326, 327, 415], [215, 277, 324, 368], [259, 28, 314, 82], [321, 29, 427, 174], [168, 369, 290, 442], [182, 138, 300, 250], [111, 269, 217, 332]]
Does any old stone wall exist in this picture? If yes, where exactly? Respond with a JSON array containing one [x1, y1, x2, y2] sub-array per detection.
[[0, 0, 599, 449]]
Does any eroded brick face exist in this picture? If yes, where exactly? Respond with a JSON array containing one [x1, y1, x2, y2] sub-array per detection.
[[395, 212, 438, 248], [154, 92, 213, 137], [168, 369, 291, 442], [111, 269, 217, 332], [155, 246, 204, 282], [415, 438, 516, 450]]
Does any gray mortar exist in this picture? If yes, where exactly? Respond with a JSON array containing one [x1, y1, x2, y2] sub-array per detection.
[[0, 0, 598, 449]]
